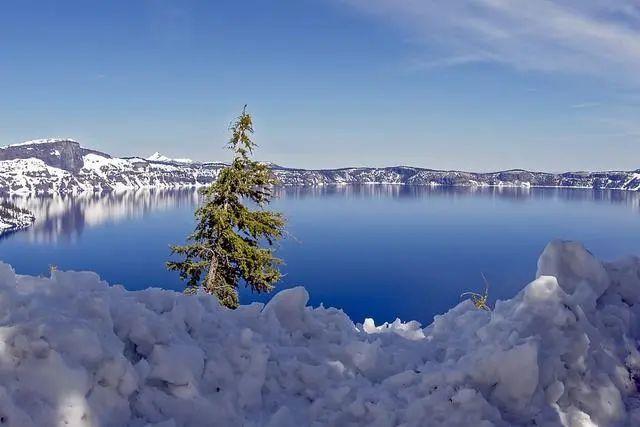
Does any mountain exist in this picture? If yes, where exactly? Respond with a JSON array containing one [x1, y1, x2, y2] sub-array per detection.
[[0, 138, 108, 173], [1, 139, 639, 195], [146, 152, 194, 164], [0, 139, 222, 195]]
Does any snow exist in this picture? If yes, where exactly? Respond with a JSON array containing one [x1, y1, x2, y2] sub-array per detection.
[[623, 173, 640, 191], [0, 154, 219, 195], [82, 153, 131, 174], [2, 138, 78, 148], [1, 240, 640, 426], [147, 152, 194, 164], [0, 158, 77, 195]]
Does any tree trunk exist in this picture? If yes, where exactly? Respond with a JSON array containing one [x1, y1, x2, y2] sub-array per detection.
[[204, 255, 218, 294], [204, 255, 239, 308]]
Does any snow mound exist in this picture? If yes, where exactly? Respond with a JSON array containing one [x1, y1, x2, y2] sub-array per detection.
[[1, 240, 640, 426]]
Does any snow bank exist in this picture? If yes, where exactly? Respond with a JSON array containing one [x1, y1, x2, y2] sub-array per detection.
[[1, 241, 640, 426]]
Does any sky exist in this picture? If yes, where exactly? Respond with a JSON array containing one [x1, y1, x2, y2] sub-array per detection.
[[1, 0, 640, 172]]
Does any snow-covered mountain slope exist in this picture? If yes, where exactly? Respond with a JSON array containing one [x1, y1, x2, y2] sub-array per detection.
[[0, 140, 220, 195], [2, 138, 79, 148], [0, 240, 640, 426], [1, 139, 640, 195], [147, 152, 194, 164], [0, 138, 106, 173], [0, 201, 35, 234]]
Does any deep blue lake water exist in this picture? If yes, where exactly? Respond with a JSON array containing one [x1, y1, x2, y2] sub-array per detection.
[[1, 186, 640, 324]]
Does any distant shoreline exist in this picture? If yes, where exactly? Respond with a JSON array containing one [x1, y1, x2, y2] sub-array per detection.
[[1, 139, 639, 195], [2, 181, 640, 198]]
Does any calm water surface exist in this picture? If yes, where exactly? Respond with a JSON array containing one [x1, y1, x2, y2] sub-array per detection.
[[1, 186, 640, 324]]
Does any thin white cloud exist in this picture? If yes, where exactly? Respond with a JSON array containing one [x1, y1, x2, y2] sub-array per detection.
[[410, 53, 494, 70], [571, 102, 601, 109], [342, 0, 640, 83]]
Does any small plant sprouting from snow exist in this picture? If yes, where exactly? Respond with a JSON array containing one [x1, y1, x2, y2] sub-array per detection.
[[461, 273, 491, 311]]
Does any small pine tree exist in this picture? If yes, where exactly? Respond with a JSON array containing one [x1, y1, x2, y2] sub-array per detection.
[[167, 106, 286, 308]]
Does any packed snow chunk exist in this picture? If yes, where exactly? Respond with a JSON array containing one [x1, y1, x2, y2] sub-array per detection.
[[1, 239, 640, 426], [262, 286, 309, 331], [487, 341, 539, 409], [147, 344, 205, 387], [537, 240, 610, 309], [524, 275, 563, 304], [604, 256, 640, 305]]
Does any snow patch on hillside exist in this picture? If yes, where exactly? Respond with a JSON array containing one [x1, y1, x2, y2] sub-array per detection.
[[83, 153, 132, 173], [0, 155, 220, 195], [0, 240, 640, 426], [0, 158, 81, 195], [623, 173, 640, 191]]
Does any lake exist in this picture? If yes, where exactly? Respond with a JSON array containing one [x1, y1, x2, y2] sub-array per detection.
[[1, 186, 640, 324]]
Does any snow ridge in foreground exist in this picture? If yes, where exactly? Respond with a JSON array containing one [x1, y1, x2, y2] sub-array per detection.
[[1, 241, 640, 426]]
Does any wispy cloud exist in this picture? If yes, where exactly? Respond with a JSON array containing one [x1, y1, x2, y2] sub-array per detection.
[[342, 0, 640, 83], [571, 102, 600, 109], [410, 53, 493, 70]]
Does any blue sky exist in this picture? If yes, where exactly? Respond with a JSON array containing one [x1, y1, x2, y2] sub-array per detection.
[[1, 0, 640, 171]]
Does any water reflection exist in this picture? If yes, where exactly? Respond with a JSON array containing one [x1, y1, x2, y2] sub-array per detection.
[[3, 186, 640, 243], [2, 189, 199, 243], [273, 185, 640, 210]]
